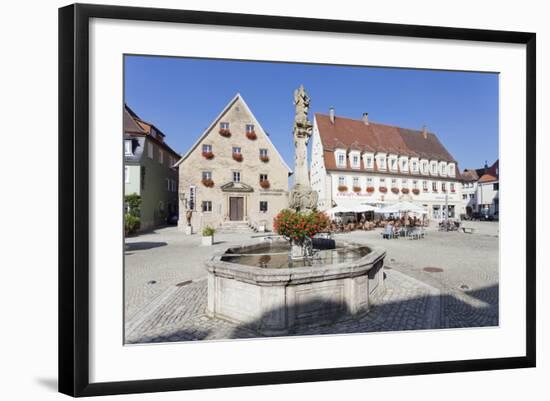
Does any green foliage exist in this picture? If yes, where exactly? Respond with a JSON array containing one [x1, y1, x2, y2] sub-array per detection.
[[124, 193, 141, 217], [202, 225, 216, 237], [273, 209, 330, 243], [124, 213, 141, 234]]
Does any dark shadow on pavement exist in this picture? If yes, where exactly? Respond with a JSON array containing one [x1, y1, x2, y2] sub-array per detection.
[[125, 241, 167, 251]]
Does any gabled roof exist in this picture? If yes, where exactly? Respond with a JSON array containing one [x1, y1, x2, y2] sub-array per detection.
[[124, 104, 180, 158], [315, 113, 456, 163], [174, 94, 292, 174], [461, 169, 480, 182], [466, 159, 498, 183]]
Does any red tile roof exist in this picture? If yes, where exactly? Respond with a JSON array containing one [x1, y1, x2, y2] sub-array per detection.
[[124, 104, 180, 158], [461, 169, 479, 182], [478, 173, 497, 183], [315, 113, 458, 177]]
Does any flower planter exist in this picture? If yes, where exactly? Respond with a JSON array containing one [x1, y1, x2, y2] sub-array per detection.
[[366, 186, 375, 193], [202, 235, 214, 246], [259, 155, 269, 163], [412, 189, 420, 195], [379, 187, 388, 193], [246, 131, 257, 140], [201, 151, 214, 159], [219, 129, 231, 137], [202, 178, 214, 187], [260, 180, 270, 189], [391, 188, 399, 194], [233, 153, 243, 162], [401, 188, 409, 194], [337, 185, 348, 192]]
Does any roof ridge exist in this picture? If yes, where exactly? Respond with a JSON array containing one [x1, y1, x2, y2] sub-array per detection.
[[314, 112, 432, 135]]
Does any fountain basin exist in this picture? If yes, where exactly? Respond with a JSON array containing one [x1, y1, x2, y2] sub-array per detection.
[[205, 239, 386, 335]]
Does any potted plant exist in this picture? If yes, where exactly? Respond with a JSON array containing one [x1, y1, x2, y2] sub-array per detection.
[[353, 186, 361, 193], [246, 131, 257, 140], [401, 188, 410, 194], [379, 186, 388, 193], [391, 187, 400, 194], [412, 188, 420, 195], [337, 185, 348, 192], [260, 179, 270, 189], [201, 178, 214, 187], [260, 155, 269, 162], [233, 153, 243, 162], [273, 209, 330, 259], [124, 213, 140, 236], [219, 128, 231, 137], [366, 186, 375, 193], [201, 225, 215, 246], [201, 151, 214, 159]]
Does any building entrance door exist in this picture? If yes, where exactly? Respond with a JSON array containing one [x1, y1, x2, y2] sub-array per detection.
[[229, 197, 244, 221]]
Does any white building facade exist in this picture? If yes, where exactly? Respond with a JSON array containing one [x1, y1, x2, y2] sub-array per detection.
[[310, 112, 462, 220]]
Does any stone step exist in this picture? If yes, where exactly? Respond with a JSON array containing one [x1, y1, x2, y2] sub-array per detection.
[[217, 221, 256, 233]]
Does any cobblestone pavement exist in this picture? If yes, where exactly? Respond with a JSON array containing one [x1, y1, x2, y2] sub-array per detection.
[[125, 222, 499, 343]]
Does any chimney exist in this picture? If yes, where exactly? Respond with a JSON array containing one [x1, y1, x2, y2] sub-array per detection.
[[422, 125, 428, 139], [329, 107, 335, 124], [362, 112, 369, 125]]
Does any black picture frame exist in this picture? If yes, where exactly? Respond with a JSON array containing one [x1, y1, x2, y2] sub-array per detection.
[[59, 3, 536, 397]]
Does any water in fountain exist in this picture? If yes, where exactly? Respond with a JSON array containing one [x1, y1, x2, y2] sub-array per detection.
[[220, 239, 371, 269]]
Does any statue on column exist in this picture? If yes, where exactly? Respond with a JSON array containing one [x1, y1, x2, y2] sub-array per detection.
[[289, 85, 318, 212]]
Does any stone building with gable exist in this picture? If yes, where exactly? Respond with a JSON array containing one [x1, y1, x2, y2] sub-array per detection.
[[310, 108, 463, 220], [175, 94, 292, 232]]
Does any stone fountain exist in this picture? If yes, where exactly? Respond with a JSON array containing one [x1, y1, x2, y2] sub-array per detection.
[[205, 86, 386, 335]]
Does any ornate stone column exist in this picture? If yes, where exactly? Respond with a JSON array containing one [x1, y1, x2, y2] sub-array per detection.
[[289, 85, 318, 212]]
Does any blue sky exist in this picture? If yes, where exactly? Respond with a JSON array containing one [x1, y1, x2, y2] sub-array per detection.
[[124, 55, 498, 170]]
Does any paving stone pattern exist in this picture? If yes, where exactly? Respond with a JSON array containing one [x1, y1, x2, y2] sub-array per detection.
[[125, 222, 499, 343]]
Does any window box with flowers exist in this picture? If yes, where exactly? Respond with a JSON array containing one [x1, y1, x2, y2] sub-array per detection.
[[202, 178, 214, 187], [260, 179, 270, 189], [337, 185, 348, 192], [391, 187, 400, 194], [201, 151, 214, 159], [366, 186, 375, 193], [412, 188, 420, 195], [379, 186, 388, 193], [219, 128, 231, 137], [260, 155, 269, 162], [246, 131, 257, 140], [401, 188, 410, 194], [353, 186, 361, 193], [233, 153, 243, 162]]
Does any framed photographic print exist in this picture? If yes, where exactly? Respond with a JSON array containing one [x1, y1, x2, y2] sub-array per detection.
[[58, 3, 536, 397]]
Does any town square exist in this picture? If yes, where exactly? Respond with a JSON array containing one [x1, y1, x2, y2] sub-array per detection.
[[124, 56, 499, 343]]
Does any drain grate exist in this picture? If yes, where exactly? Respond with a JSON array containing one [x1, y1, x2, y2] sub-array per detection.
[[423, 267, 444, 273], [175, 280, 192, 287]]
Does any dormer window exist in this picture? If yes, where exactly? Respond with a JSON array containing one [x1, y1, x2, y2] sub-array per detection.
[[336, 152, 346, 167], [124, 139, 133, 155], [391, 159, 397, 171], [365, 156, 373, 169], [412, 161, 418, 171], [379, 157, 386, 169], [350, 152, 360, 169]]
